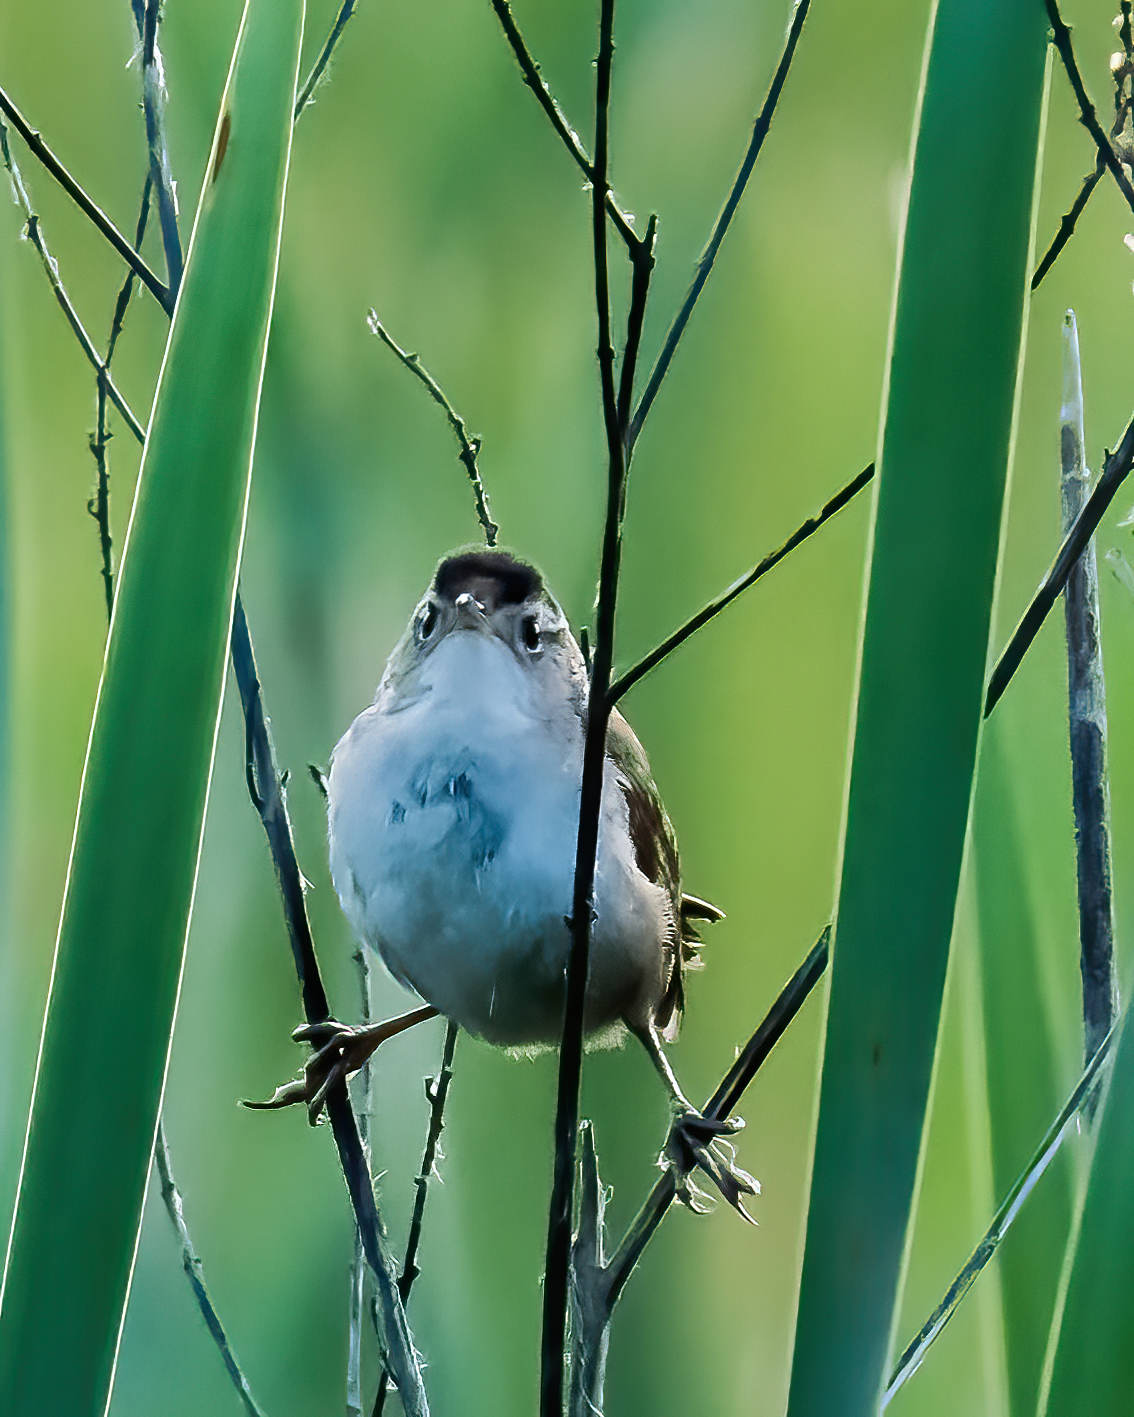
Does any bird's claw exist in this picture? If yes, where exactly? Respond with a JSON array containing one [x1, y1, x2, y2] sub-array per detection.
[[665, 1109, 760, 1223], [243, 1018, 369, 1127]]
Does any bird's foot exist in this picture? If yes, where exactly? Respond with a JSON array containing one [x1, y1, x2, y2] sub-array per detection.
[[243, 1019, 387, 1127], [664, 1108, 760, 1223]]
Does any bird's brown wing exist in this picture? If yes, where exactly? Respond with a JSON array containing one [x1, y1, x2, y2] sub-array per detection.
[[605, 709, 723, 1039]]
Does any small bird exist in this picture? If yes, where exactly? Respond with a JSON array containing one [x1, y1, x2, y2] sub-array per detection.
[[254, 549, 756, 1215]]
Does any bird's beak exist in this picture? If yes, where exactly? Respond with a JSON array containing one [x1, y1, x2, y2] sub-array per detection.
[[453, 592, 489, 630]]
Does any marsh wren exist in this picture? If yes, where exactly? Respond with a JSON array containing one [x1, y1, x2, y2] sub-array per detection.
[[254, 550, 756, 1216]]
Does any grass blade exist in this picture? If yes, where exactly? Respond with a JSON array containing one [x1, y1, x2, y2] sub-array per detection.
[[786, 4, 1048, 1413], [1040, 1010, 1133, 1414], [885, 1022, 1116, 1407], [973, 723, 1073, 1416], [0, 3, 304, 1413]]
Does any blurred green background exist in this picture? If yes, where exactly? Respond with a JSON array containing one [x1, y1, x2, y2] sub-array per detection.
[[2, 1, 1133, 1413]]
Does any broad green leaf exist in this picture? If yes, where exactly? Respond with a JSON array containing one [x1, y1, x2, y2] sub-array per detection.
[[0, 3, 304, 1414], [787, 4, 1048, 1414]]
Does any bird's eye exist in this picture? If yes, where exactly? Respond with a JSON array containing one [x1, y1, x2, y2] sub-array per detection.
[[522, 614, 541, 652], [418, 603, 438, 641]]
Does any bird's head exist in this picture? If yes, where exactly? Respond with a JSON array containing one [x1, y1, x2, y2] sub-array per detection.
[[378, 549, 587, 709]]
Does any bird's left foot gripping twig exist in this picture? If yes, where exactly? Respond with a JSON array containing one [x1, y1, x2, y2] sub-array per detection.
[[245, 1004, 439, 1125], [632, 1019, 760, 1221], [664, 1107, 760, 1221]]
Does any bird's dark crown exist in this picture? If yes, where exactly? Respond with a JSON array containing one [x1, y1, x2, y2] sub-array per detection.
[[432, 550, 543, 611]]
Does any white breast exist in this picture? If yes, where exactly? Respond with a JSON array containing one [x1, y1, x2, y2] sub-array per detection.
[[326, 632, 668, 1046]]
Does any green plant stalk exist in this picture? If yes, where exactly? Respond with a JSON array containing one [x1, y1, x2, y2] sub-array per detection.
[[0, 3, 303, 1413], [786, 4, 1048, 1414]]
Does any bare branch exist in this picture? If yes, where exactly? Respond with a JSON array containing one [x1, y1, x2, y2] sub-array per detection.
[[0, 118, 145, 441], [616, 215, 658, 434], [564, 932, 830, 1405], [0, 82, 172, 312], [346, 947, 373, 1417], [231, 602, 429, 1415], [488, 0, 641, 253], [295, 0, 360, 119], [610, 463, 874, 703], [140, 0, 184, 290], [1045, 0, 1134, 217], [89, 176, 153, 621], [1032, 4, 1132, 290], [1031, 162, 1103, 291], [628, 0, 812, 451], [605, 930, 829, 1308], [154, 1124, 266, 1417], [1060, 310, 1117, 1095], [985, 410, 1134, 716], [568, 1123, 610, 1417], [542, 3, 622, 1410], [372, 1021, 460, 1416], [365, 312, 498, 546]]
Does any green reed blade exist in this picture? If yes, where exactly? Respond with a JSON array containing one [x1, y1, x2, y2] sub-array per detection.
[[973, 722, 1072, 1416], [786, 4, 1048, 1414], [0, 3, 304, 1414], [1039, 1006, 1132, 1415]]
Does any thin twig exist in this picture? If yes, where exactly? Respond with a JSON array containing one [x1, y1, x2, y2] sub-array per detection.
[[628, 0, 812, 452], [984, 408, 1134, 715], [89, 177, 153, 621], [605, 930, 829, 1306], [616, 215, 658, 434], [0, 117, 145, 441], [882, 1020, 1118, 1408], [231, 603, 429, 1415], [295, 0, 359, 118], [609, 463, 874, 702], [1060, 310, 1117, 1096], [541, 4, 622, 1411], [1045, 0, 1134, 217], [566, 932, 830, 1408], [365, 312, 498, 545], [488, 0, 641, 253], [154, 1124, 266, 1417], [0, 82, 171, 312], [346, 947, 373, 1417], [568, 1123, 609, 1417], [141, 0, 184, 291], [372, 1021, 460, 1417], [1031, 162, 1103, 291], [1032, 5, 1133, 290]]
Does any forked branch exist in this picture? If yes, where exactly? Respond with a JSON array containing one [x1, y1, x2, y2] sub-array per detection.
[[628, 0, 812, 451], [1032, 1, 1133, 290], [1045, 0, 1134, 216], [489, 0, 641, 252], [568, 932, 831, 1413]]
